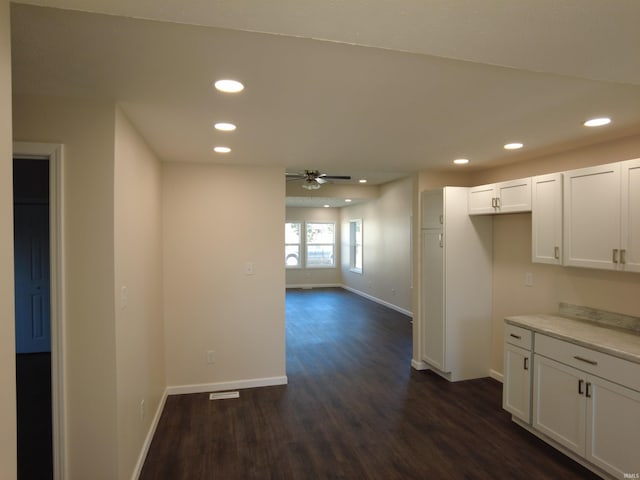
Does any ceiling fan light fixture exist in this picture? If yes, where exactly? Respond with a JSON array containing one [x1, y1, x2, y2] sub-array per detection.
[[301, 182, 321, 190], [213, 146, 231, 153]]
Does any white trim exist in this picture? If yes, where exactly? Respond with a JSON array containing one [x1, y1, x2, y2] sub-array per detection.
[[131, 388, 168, 480], [341, 285, 413, 317], [166, 376, 288, 396], [286, 283, 341, 289], [489, 369, 504, 383], [411, 359, 429, 370], [13, 142, 66, 480]]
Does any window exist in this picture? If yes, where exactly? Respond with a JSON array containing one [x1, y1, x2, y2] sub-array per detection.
[[285, 221, 336, 268], [349, 219, 362, 273], [306, 223, 335, 267], [285, 222, 302, 267]]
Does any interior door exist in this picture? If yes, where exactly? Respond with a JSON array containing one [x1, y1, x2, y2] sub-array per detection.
[[14, 203, 51, 353]]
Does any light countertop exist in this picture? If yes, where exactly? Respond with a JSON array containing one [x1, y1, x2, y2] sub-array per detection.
[[505, 314, 640, 364]]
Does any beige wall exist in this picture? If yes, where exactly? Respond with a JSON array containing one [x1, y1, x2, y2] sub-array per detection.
[[473, 135, 640, 376], [285, 207, 342, 287], [114, 108, 165, 479], [341, 176, 414, 313], [13, 94, 119, 479], [162, 162, 286, 389], [0, 2, 16, 478]]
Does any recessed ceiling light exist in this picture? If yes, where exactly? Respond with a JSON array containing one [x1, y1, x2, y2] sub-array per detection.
[[584, 117, 611, 127], [504, 142, 524, 150], [214, 79, 244, 93], [213, 146, 231, 153], [453, 158, 469, 165], [323, 204, 330, 208], [345, 199, 352, 203], [214, 122, 237, 131], [359, 179, 367, 184]]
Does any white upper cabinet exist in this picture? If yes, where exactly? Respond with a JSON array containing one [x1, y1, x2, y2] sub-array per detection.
[[620, 158, 640, 272], [564, 159, 640, 272], [532, 173, 563, 265], [468, 177, 532, 215]]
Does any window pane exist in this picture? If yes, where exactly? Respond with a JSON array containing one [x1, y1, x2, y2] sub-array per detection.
[[285, 223, 301, 243], [285, 245, 300, 266], [306, 245, 334, 266], [354, 244, 362, 270], [306, 223, 334, 244]]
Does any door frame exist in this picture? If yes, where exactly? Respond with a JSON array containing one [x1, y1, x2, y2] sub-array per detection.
[[13, 141, 65, 480]]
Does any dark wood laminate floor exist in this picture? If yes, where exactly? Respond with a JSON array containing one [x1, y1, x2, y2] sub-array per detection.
[[140, 287, 599, 479]]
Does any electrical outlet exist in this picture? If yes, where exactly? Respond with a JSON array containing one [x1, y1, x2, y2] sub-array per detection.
[[207, 350, 215, 364]]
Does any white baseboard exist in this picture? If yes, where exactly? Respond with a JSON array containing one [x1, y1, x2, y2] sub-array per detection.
[[411, 359, 429, 370], [489, 369, 504, 383], [341, 285, 413, 317], [166, 375, 288, 396], [286, 283, 341, 289], [132, 388, 168, 480]]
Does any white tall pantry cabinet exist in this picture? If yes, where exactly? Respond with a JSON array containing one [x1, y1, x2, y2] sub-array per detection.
[[419, 187, 493, 381]]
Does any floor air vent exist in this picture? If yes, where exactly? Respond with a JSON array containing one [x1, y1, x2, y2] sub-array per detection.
[[209, 391, 240, 400]]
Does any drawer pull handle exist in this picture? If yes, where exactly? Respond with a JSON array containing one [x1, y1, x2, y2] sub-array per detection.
[[578, 379, 584, 395], [509, 333, 522, 340], [523, 357, 529, 370], [613, 249, 619, 264], [554, 246, 560, 260], [621, 249, 626, 265], [574, 355, 598, 366], [586, 382, 592, 398]]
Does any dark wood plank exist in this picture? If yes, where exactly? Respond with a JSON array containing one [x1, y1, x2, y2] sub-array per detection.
[[140, 287, 600, 479]]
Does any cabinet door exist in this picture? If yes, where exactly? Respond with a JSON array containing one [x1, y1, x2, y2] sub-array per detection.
[[532, 173, 563, 265], [421, 229, 446, 371], [496, 177, 532, 213], [620, 158, 640, 273], [563, 163, 621, 270], [586, 375, 640, 478], [420, 189, 444, 229], [503, 344, 532, 423], [468, 184, 496, 215], [533, 355, 586, 456]]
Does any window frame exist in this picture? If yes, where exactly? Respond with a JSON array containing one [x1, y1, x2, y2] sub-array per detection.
[[305, 222, 336, 269]]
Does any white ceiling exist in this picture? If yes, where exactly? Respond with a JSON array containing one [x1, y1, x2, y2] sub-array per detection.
[[10, 1, 640, 197]]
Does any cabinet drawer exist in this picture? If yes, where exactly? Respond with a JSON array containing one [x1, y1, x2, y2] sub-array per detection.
[[504, 324, 532, 350], [535, 334, 640, 392]]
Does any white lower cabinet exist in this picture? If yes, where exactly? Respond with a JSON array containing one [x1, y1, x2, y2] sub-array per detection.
[[587, 375, 640, 477], [533, 355, 586, 455], [531, 336, 640, 478], [503, 344, 532, 423]]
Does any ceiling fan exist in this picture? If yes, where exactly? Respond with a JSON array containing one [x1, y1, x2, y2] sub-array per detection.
[[286, 170, 352, 190]]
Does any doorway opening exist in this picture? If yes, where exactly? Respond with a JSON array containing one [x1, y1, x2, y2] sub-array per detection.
[[13, 142, 64, 480], [14, 157, 52, 478]]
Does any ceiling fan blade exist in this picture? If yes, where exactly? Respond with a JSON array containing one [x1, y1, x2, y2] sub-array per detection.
[[285, 172, 305, 178], [316, 177, 328, 184], [322, 175, 352, 180]]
